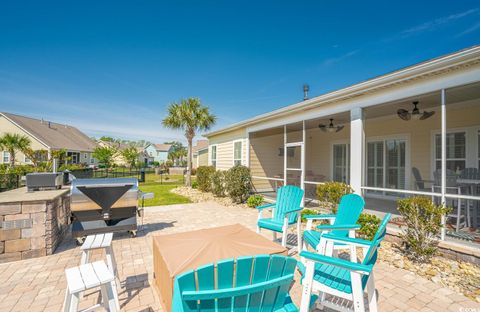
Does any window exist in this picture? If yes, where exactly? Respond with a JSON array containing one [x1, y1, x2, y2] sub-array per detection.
[[67, 152, 80, 164], [233, 141, 242, 166], [24, 155, 32, 163], [367, 138, 406, 191], [211, 145, 217, 168], [332, 143, 350, 183], [3, 151, 10, 163], [435, 132, 466, 172]]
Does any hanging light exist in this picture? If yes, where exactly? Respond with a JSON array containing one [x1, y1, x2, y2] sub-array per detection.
[[319, 119, 344, 133]]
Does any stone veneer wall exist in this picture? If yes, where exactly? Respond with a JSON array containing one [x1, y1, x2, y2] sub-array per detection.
[[0, 192, 70, 263]]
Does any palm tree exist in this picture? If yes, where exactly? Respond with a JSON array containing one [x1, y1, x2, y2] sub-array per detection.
[[162, 98, 216, 186], [0, 133, 31, 167]]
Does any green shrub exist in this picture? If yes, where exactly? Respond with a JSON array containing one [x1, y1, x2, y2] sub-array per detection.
[[225, 165, 252, 203], [357, 213, 381, 240], [397, 196, 451, 262], [247, 194, 264, 208], [211, 170, 226, 197], [196, 166, 215, 192], [301, 208, 320, 222], [191, 180, 198, 189], [316, 182, 353, 213]]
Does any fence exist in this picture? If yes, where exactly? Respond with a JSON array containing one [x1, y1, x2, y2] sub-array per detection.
[[0, 167, 157, 193]]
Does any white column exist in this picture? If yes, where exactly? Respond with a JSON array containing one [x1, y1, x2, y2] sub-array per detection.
[[350, 107, 364, 195], [301, 121, 306, 207], [441, 89, 447, 240], [245, 133, 250, 168], [283, 125, 287, 186]]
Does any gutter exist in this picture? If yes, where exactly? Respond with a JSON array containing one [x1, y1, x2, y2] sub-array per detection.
[[205, 45, 480, 137]]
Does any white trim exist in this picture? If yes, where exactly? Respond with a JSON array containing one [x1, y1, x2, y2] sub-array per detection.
[[206, 46, 480, 137], [2, 151, 10, 163], [232, 139, 243, 167], [209, 144, 218, 167], [0, 113, 51, 149]]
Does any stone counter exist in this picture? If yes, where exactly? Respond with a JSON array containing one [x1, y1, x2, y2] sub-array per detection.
[[0, 187, 70, 263]]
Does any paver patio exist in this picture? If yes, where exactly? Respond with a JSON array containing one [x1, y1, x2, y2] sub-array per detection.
[[0, 201, 478, 312]]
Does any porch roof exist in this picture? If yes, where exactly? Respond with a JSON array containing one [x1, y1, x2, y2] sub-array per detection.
[[205, 45, 480, 138]]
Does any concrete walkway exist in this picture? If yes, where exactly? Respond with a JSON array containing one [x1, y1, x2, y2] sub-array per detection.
[[0, 201, 478, 311]]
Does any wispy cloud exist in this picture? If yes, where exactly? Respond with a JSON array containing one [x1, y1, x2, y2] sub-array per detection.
[[400, 8, 479, 37], [322, 49, 359, 66], [456, 21, 480, 37]]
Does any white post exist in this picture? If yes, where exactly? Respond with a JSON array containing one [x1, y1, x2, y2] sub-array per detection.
[[246, 132, 250, 168], [284, 125, 287, 187], [441, 89, 447, 240], [301, 120, 306, 207], [350, 107, 364, 195]]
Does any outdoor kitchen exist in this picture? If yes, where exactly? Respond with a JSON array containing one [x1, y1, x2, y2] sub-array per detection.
[[0, 172, 149, 264]]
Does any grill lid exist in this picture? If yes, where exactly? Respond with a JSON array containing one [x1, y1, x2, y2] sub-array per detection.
[[77, 184, 133, 210]]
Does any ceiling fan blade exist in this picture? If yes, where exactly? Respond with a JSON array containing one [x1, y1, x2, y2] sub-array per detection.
[[397, 109, 410, 121], [336, 125, 345, 132], [420, 111, 435, 120]]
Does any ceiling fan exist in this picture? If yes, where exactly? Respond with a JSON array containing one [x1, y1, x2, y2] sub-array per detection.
[[319, 119, 344, 133], [397, 101, 435, 121]]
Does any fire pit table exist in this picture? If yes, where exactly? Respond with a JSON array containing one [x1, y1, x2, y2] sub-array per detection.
[[152, 223, 287, 311]]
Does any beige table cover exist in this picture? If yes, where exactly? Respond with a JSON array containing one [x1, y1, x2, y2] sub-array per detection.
[[152, 223, 287, 311]]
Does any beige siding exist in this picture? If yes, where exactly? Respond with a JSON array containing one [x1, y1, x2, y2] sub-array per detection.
[[198, 149, 208, 167], [209, 128, 247, 170], [0, 115, 48, 165]]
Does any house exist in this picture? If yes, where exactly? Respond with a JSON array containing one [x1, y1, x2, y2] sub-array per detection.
[[205, 46, 480, 245], [97, 140, 153, 167], [192, 140, 209, 169], [144, 143, 172, 164], [0, 112, 97, 166]]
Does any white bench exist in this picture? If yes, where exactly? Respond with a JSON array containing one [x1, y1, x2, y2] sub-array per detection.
[[80, 233, 117, 276], [62, 261, 119, 312]]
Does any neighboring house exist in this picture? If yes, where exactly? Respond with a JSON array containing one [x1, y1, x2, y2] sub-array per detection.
[[204, 46, 480, 244], [144, 143, 172, 164], [0, 112, 98, 166], [192, 140, 209, 169], [97, 141, 152, 167]]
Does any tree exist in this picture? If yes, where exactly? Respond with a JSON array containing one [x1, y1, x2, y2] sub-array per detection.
[[0, 133, 31, 167], [22, 148, 48, 169], [162, 98, 216, 186], [120, 146, 139, 168], [92, 145, 117, 168]]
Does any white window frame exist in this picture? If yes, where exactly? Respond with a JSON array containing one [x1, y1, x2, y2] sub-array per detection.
[[365, 134, 411, 198], [3, 151, 10, 163], [330, 140, 350, 183], [209, 144, 218, 168], [431, 126, 478, 177], [232, 140, 243, 166], [24, 155, 32, 164]]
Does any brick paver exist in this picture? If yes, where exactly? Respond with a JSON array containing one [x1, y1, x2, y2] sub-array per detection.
[[0, 201, 478, 311]]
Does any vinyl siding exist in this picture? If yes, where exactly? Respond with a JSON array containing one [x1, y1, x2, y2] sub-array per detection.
[[0, 115, 48, 165], [209, 128, 247, 170]]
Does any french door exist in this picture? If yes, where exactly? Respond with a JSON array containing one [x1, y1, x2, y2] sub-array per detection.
[[366, 138, 407, 195]]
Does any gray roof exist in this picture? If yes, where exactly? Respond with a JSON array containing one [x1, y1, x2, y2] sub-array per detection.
[[153, 143, 172, 152], [1, 112, 97, 152]]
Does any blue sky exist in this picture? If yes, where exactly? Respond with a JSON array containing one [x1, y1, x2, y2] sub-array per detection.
[[0, 1, 479, 143]]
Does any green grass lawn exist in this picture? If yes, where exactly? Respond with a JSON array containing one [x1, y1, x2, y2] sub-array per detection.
[[138, 173, 192, 207]]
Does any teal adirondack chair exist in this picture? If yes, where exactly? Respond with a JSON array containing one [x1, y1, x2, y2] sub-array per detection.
[[171, 254, 306, 312], [256, 185, 304, 251], [302, 194, 364, 258], [299, 213, 391, 312]]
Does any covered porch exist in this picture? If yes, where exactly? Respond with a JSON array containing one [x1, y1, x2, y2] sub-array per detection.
[[249, 81, 480, 247]]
